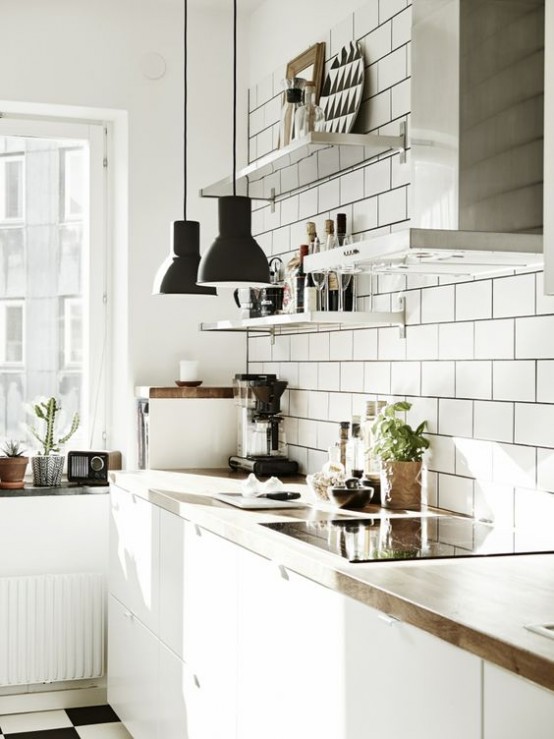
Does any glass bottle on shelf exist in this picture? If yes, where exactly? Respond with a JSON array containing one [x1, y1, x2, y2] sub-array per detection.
[[294, 85, 325, 139], [306, 221, 320, 254], [327, 270, 339, 311], [336, 212, 348, 246], [362, 400, 387, 477], [280, 78, 304, 147], [335, 213, 356, 311], [303, 270, 318, 313], [339, 421, 350, 469], [295, 244, 310, 313], [324, 219, 338, 251]]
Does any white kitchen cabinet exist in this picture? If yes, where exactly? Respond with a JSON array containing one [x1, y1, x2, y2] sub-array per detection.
[[236, 545, 481, 739], [109, 484, 160, 634], [160, 509, 238, 739], [108, 594, 159, 739], [484, 662, 554, 739], [158, 641, 209, 739]]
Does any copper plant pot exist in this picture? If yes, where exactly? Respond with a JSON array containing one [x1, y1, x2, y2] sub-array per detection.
[[380, 460, 423, 510], [0, 457, 29, 489]]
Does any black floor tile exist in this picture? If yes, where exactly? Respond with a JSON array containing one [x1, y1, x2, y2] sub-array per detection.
[[65, 705, 120, 727], [4, 729, 79, 739]]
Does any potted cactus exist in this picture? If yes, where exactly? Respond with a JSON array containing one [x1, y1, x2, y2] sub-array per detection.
[[0, 440, 29, 490], [27, 397, 80, 486]]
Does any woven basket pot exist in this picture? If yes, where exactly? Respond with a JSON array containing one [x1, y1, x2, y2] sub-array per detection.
[[380, 460, 422, 510], [32, 455, 64, 487]]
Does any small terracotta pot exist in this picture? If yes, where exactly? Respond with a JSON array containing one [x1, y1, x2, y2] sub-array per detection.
[[0, 457, 29, 490], [380, 460, 423, 510]]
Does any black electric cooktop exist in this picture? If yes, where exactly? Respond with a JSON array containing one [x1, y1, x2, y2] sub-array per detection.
[[261, 514, 554, 563]]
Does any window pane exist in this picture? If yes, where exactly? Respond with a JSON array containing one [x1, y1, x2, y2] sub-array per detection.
[[0, 134, 90, 444]]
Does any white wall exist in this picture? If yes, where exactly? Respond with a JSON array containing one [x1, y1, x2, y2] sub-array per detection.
[[0, 0, 251, 464]]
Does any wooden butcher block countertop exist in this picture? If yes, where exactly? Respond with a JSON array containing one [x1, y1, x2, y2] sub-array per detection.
[[110, 468, 554, 693]]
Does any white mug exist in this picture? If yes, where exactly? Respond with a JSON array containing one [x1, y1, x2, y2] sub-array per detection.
[[179, 360, 199, 381]]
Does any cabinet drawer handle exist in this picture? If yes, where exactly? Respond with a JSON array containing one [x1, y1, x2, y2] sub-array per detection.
[[378, 613, 400, 626], [123, 610, 134, 620], [276, 564, 289, 581], [194, 524, 202, 537], [193, 674, 200, 688]]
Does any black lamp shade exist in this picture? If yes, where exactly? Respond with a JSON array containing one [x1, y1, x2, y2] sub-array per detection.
[[153, 220, 217, 295], [196, 196, 271, 288]]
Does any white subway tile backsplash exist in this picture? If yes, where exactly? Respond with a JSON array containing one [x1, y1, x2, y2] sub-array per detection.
[[403, 288, 421, 325], [271, 335, 290, 362], [281, 195, 299, 225], [474, 401, 513, 443], [421, 285, 455, 323], [330, 14, 354, 57], [328, 391, 353, 422], [362, 90, 392, 131], [284, 416, 298, 445], [421, 361, 455, 397], [256, 74, 274, 107], [318, 146, 341, 178], [378, 46, 407, 92], [474, 482, 514, 527], [289, 390, 309, 419], [249, 336, 272, 362], [492, 443, 536, 488], [378, 187, 406, 226], [537, 447, 554, 493], [317, 421, 339, 452], [537, 360, 554, 403], [456, 361, 492, 400], [290, 333, 309, 362], [355, 0, 379, 38], [299, 153, 319, 187], [493, 273, 536, 318], [340, 361, 365, 392], [365, 21, 392, 63], [438, 474, 474, 516], [379, 0, 408, 24], [455, 438, 493, 481], [427, 435, 456, 474], [391, 361, 421, 396], [307, 391, 329, 420], [455, 280, 492, 321], [515, 403, 554, 448], [278, 362, 299, 388], [298, 188, 318, 220], [364, 361, 391, 394], [340, 169, 365, 205], [353, 197, 378, 231], [514, 487, 554, 533], [364, 159, 391, 197], [318, 362, 340, 391], [298, 362, 317, 390], [288, 445, 308, 474], [378, 326, 406, 360], [438, 398, 473, 438], [256, 127, 274, 158], [438, 323, 474, 360], [392, 5, 412, 48], [298, 419, 318, 448], [309, 333, 330, 361], [353, 328, 378, 360], [516, 316, 554, 359], [330, 330, 353, 361], [392, 78, 411, 119], [318, 179, 341, 213], [493, 361, 536, 402], [474, 319, 514, 359], [407, 396, 438, 434], [535, 272, 554, 315], [406, 324, 438, 360]]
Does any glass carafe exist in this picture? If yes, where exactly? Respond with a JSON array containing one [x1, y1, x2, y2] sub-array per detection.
[[294, 85, 325, 139]]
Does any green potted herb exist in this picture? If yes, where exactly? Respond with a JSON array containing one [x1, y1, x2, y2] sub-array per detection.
[[0, 440, 29, 490], [27, 397, 79, 487], [372, 401, 429, 510]]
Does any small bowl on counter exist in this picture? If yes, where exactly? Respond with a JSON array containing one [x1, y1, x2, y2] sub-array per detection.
[[328, 479, 374, 509]]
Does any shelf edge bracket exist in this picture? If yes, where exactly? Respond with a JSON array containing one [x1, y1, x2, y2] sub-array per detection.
[[397, 296, 406, 338], [270, 188, 276, 214], [399, 121, 407, 165]]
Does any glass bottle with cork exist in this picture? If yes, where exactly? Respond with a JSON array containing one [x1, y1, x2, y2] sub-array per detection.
[[324, 219, 339, 310], [306, 221, 320, 254]]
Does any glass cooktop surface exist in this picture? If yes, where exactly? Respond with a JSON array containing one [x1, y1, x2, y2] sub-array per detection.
[[261, 515, 554, 563]]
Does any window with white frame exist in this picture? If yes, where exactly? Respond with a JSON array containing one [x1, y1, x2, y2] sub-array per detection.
[[0, 120, 108, 449]]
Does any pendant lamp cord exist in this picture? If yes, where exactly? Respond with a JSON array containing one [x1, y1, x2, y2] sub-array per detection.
[[183, 0, 188, 220], [233, 0, 237, 197]]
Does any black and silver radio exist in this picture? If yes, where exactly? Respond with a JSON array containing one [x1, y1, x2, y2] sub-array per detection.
[[67, 450, 110, 485]]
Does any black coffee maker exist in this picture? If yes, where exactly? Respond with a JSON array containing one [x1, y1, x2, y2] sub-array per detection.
[[229, 374, 299, 476]]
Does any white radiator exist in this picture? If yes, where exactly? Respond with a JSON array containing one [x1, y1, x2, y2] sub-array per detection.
[[0, 573, 105, 686]]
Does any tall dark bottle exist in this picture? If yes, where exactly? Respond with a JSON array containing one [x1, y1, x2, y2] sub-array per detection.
[[336, 212, 355, 311], [295, 244, 310, 313]]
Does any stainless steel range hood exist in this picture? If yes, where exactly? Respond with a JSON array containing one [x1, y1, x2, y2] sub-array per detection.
[[365, 0, 545, 276]]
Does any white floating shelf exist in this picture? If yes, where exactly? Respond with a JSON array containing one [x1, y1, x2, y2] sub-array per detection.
[[200, 309, 405, 337], [200, 129, 406, 202], [304, 228, 544, 277]]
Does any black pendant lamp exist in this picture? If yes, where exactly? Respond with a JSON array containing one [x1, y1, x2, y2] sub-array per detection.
[[153, 0, 216, 295], [196, 0, 271, 289]]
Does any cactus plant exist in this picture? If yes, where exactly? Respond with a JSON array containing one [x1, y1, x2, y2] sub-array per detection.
[[28, 396, 80, 456]]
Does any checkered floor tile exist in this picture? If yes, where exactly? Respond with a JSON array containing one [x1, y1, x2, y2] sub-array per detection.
[[0, 706, 131, 738]]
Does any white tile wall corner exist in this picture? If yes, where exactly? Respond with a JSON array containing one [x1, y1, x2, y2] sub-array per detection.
[[246, 2, 554, 528]]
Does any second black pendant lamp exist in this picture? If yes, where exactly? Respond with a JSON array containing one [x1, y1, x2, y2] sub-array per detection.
[[196, 0, 271, 288], [152, 0, 216, 295]]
